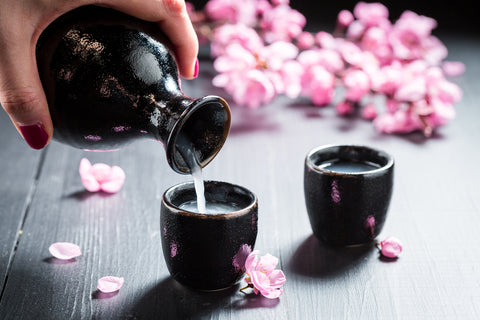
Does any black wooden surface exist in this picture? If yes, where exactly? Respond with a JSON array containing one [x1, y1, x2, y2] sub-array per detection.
[[1, 34, 480, 319]]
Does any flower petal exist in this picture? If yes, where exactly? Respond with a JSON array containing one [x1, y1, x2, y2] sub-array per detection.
[[250, 271, 272, 294], [81, 175, 101, 192], [79, 158, 92, 176], [91, 163, 112, 183], [256, 253, 278, 273], [97, 276, 124, 293], [380, 236, 403, 258], [100, 166, 126, 193], [49, 242, 81, 260], [244, 250, 259, 273], [268, 269, 286, 289]]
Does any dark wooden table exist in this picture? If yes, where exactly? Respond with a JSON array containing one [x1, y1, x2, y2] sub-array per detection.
[[1, 34, 479, 319]]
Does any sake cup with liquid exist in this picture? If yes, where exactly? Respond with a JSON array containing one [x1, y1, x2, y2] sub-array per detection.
[[304, 144, 394, 247], [160, 181, 258, 290]]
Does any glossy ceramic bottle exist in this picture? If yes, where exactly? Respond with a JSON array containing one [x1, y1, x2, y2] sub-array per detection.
[[36, 6, 231, 174]]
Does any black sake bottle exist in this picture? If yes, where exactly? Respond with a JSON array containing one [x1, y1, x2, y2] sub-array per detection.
[[36, 6, 231, 174]]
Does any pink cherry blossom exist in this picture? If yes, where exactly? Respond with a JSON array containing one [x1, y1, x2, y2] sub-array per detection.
[[211, 24, 263, 57], [244, 251, 286, 299], [260, 4, 306, 42], [205, 0, 257, 26], [337, 9, 354, 28], [335, 100, 354, 115], [442, 61, 466, 77], [394, 77, 427, 102], [296, 32, 315, 50], [379, 236, 403, 258], [353, 2, 389, 27], [79, 158, 126, 193], [300, 64, 336, 106], [97, 276, 124, 293], [343, 68, 371, 102], [362, 103, 378, 120], [49, 242, 82, 260], [190, 0, 464, 137]]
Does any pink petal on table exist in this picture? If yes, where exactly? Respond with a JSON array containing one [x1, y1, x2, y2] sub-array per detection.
[[49, 242, 82, 260], [97, 276, 124, 293], [91, 163, 112, 182], [100, 166, 126, 193], [380, 236, 403, 258], [79, 158, 92, 176], [81, 175, 101, 192]]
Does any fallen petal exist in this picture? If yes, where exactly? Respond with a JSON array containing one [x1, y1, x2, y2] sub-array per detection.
[[97, 276, 124, 293], [380, 236, 403, 258], [79, 158, 92, 176], [49, 242, 82, 260], [100, 166, 126, 193], [81, 175, 101, 192]]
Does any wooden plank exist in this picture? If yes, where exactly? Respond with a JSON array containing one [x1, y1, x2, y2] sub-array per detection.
[[0, 34, 479, 319], [0, 108, 43, 294]]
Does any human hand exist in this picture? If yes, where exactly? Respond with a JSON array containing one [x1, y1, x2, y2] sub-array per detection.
[[0, 0, 199, 149]]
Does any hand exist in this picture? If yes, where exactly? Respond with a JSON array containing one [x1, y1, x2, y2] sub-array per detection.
[[0, 0, 199, 149]]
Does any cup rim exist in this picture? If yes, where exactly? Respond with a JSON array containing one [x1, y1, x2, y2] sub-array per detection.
[[162, 180, 257, 219], [167, 95, 231, 175], [305, 144, 394, 176]]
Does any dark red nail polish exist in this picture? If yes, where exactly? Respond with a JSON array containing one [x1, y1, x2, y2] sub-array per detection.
[[193, 58, 199, 78], [19, 124, 49, 149]]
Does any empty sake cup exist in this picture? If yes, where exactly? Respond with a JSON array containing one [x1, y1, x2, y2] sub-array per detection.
[[304, 144, 394, 246]]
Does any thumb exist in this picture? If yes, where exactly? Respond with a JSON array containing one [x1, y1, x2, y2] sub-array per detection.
[[0, 36, 52, 150]]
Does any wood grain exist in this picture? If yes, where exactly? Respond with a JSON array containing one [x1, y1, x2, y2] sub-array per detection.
[[0, 34, 479, 319]]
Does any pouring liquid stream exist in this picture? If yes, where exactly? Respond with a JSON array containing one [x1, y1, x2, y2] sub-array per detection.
[[178, 147, 206, 213]]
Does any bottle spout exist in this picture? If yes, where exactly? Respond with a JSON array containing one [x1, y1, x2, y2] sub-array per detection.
[[166, 95, 231, 174]]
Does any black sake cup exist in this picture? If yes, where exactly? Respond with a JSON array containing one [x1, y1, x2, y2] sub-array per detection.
[[161, 181, 258, 290], [304, 145, 394, 246]]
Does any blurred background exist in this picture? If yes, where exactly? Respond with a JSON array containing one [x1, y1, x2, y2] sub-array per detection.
[[188, 0, 479, 35]]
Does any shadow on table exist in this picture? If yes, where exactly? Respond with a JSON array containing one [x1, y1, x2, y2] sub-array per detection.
[[288, 235, 375, 278], [127, 276, 278, 319]]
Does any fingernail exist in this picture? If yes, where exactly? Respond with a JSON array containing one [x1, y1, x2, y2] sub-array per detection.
[[193, 58, 199, 78], [19, 123, 49, 150]]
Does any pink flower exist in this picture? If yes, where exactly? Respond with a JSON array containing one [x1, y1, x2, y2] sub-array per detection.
[[260, 5, 306, 42], [394, 77, 427, 102], [211, 24, 263, 57], [315, 31, 337, 50], [298, 48, 344, 74], [300, 65, 336, 106], [97, 276, 124, 293], [379, 236, 403, 258], [442, 61, 466, 77], [362, 103, 378, 120], [343, 69, 371, 102], [373, 109, 422, 134], [371, 61, 403, 96], [296, 31, 315, 50], [389, 11, 443, 63], [244, 251, 286, 299], [335, 101, 354, 115], [361, 27, 392, 64], [205, 0, 257, 26], [79, 158, 126, 193], [49, 242, 82, 260], [353, 2, 390, 27], [337, 9, 354, 28]]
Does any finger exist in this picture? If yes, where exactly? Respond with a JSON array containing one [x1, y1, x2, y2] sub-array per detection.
[[99, 0, 199, 79], [0, 32, 52, 150]]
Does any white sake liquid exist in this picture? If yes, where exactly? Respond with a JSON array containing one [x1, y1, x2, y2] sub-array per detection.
[[179, 200, 239, 214], [190, 163, 206, 214]]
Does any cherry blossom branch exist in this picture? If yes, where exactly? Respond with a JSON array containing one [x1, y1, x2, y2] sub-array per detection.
[[187, 1, 465, 137]]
